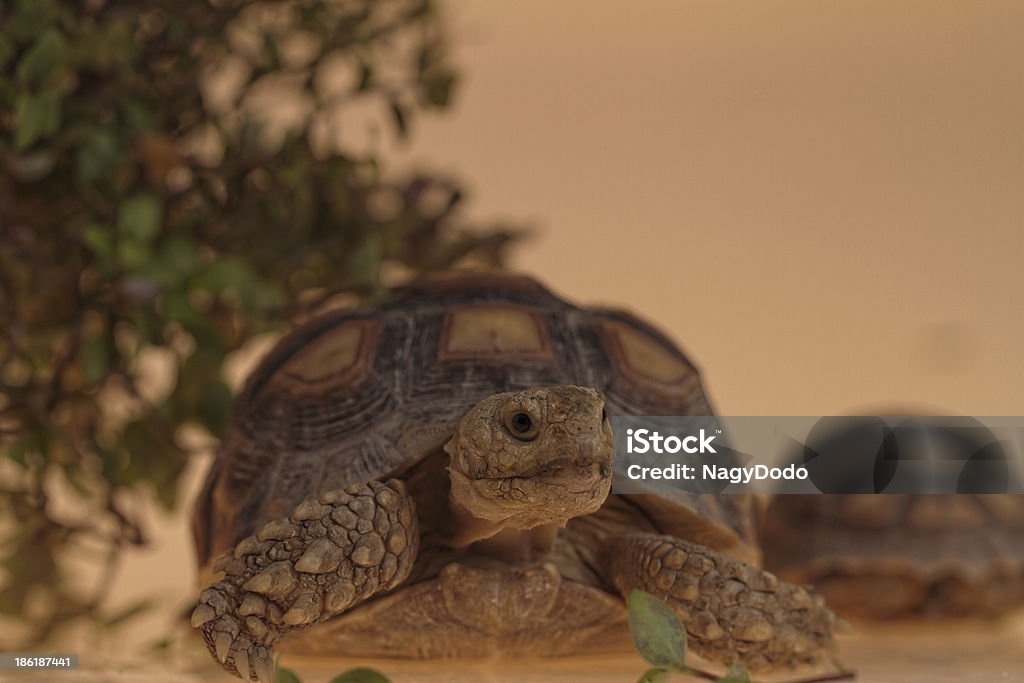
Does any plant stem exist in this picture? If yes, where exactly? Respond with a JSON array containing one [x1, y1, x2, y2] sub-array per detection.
[[683, 666, 857, 683], [782, 672, 857, 683]]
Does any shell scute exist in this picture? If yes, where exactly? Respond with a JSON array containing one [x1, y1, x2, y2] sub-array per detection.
[[439, 304, 553, 360], [273, 319, 380, 394]]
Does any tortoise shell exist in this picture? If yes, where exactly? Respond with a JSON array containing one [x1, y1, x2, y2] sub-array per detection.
[[193, 273, 753, 568], [761, 493, 1024, 618]]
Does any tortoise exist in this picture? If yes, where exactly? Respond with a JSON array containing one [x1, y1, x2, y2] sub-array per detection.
[[759, 413, 1024, 620], [761, 491, 1024, 618], [762, 492, 1024, 619], [190, 272, 836, 682]]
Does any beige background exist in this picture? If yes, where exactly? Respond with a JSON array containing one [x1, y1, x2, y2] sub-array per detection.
[[394, 0, 1024, 417], [50, 2, 1024, 680]]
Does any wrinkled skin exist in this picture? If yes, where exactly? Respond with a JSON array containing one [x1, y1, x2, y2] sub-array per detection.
[[445, 386, 614, 544], [193, 386, 835, 681]]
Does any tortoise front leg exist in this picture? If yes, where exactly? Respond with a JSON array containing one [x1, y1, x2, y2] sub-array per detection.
[[191, 480, 419, 682], [604, 532, 836, 672]]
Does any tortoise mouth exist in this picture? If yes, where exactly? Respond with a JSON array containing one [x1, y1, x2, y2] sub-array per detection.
[[493, 456, 611, 481], [467, 469, 612, 527], [478, 459, 611, 492]]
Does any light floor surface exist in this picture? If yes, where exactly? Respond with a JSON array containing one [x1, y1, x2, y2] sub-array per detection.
[[11, 615, 1024, 683]]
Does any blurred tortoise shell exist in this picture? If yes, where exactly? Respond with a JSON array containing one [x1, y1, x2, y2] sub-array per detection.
[[762, 493, 1024, 618], [759, 408, 1024, 618], [193, 272, 756, 571]]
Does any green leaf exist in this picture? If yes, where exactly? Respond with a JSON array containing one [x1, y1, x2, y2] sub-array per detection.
[[349, 235, 381, 288], [161, 289, 197, 324], [5, 428, 49, 467], [627, 590, 687, 670], [196, 378, 234, 436], [192, 259, 257, 293], [117, 238, 151, 271], [118, 416, 188, 509], [118, 195, 162, 244], [717, 662, 752, 683], [77, 130, 121, 183], [0, 35, 15, 70], [16, 29, 68, 89], [0, 81, 15, 109], [160, 236, 201, 278], [275, 666, 302, 683], [637, 668, 670, 683], [14, 91, 62, 149], [80, 332, 110, 385], [119, 97, 155, 132], [328, 667, 392, 683], [95, 442, 122, 481], [180, 320, 227, 365], [172, 350, 231, 430], [7, 0, 60, 43], [82, 224, 113, 259], [421, 67, 457, 108]]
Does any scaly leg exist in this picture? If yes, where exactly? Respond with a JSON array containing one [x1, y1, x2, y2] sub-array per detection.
[[604, 532, 836, 671], [191, 480, 419, 682]]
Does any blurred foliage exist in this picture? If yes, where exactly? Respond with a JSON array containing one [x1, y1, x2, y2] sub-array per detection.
[[629, 589, 688, 683], [275, 666, 302, 683], [274, 664, 393, 683], [327, 668, 393, 683], [0, 0, 520, 647]]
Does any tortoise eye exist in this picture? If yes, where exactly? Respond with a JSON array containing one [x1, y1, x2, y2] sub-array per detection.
[[505, 411, 539, 441]]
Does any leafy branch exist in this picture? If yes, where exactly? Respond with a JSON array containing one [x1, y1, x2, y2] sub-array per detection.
[[0, 0, 521, 649]]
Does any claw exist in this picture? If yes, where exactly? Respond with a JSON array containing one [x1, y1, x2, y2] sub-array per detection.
[[216, 632, 233, 663], [253, 653, 274, 683], [191, 604, 216, 627], [234, 648, 250, 681]]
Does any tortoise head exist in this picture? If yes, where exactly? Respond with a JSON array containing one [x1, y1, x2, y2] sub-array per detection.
[[444, 385, 614, 533]]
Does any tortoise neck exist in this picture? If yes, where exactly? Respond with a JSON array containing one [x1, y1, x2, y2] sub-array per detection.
[[444, 485, 561, 559], [468, 524, 559, 563], [445, 494, 506, 548]]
